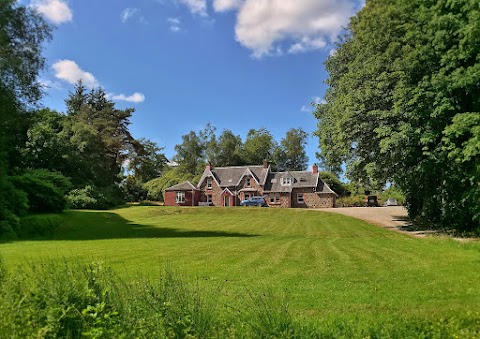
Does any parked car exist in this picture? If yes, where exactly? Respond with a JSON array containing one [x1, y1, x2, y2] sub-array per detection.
[[384, 198, 398, 206], [365, 195, 379, 207], [240, 196, 267, 207]]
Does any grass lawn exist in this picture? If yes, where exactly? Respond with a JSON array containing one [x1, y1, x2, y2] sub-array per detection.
[[1, 206, 480, 335]]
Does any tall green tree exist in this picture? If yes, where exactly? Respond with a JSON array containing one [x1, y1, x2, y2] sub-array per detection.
[[174, 131, 205, 176], [215, 129, 244, 167], [275, 127, 309, 171], [128, 138, 167, 183], [315, 0, 480, 230], [0, 0, 51, 232], [242, 128, 277, 166]]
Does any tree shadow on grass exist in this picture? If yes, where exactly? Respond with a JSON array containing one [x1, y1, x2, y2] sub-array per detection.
[[11, 210, 258, 242]]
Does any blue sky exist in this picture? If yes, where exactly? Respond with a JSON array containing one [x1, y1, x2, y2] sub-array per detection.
[[31, 0, 363, 166]]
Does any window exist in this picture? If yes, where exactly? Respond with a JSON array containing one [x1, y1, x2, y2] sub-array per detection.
[[206, 194, 212, 204], [281, 177, 292, 186], [245, 177, 251, 187], [297, 193, 304, 204], [244, 193, 251, 200], [207, 178, 212, 188], [270, 193, 280, 204], [175, 192, 185, 203]]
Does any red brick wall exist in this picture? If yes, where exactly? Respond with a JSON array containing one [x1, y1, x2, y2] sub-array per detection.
[[164, 190, 200, 206], [266, 193, 291, 208], [199, 177, 223, 206]]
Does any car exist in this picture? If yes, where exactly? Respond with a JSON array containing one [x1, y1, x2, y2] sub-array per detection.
[[384, 198, 398, 206], [365, 195, 379, 207], [240, 196, 267, 207]]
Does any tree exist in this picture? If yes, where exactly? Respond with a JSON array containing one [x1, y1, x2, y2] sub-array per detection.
[[275, 128, 309, 171], [128, 138, 167, 183], [242, 128, 277, 166], [65, 83, 138, 187], [315, 0, 480, 230], [174, 131, 205, 176], [215, 129, 244, 167], [0, 0, 51, 234]]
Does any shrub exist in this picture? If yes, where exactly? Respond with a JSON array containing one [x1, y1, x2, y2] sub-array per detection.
[[336, 195, 366, 207], [67, 185, 124, 210], [122, 176, 147, 202], [18, 214, 63, 238], [10, 169, 71, 213]]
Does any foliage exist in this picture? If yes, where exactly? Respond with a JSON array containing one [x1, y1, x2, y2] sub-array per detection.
[[122, 175, 147, 202], [336, 195, 366, 207], [173, 130, 206, 176], [128, 138, 167, 183], [241, 128, 278, 166], [314, 0, 480, 231], [274, 127, 309, 171], [143, 168, 198, 201], [318, 171, 348, 196], [67, 185, 123, 210], [10, 169, 71, 213]]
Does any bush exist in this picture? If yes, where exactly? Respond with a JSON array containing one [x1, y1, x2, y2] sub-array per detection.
[[67, 185, 124, 210], [336, 195, 366, 207], [17, 214, 63, 238], [122, 176, 147, 202], [10, 169, 71, 213]]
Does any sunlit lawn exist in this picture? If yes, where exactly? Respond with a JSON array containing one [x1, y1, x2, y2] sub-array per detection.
[[1, 206, 479, 319]]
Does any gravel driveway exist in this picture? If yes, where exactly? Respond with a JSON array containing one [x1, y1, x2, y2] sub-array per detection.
[[321, 206, 410, 233]]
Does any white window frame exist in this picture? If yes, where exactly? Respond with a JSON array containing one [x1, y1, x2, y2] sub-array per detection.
[[207, 178, 212, 188], [244, 193, 251, 200], [297, 193, 304, 204], [175, 191, 185, 204], [206, 194, 212, 203], [281, 177, 292, 186], [269, 193, 280, 204], [245, 177, 251, 187]]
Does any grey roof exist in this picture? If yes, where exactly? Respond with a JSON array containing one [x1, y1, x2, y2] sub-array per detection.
[[165, 181, 198, 191], [198, 165, 269, 188], [263, 171, 337, 195]]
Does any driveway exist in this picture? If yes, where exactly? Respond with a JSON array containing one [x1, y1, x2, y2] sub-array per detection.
[[321, 206, 411, 233]]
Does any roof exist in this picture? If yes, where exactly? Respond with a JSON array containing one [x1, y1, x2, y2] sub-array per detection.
[[198, 165, 270, 188], [165, 181, 198, 191], [263, 171, 337, 195]]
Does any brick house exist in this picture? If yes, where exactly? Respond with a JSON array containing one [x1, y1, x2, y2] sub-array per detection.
[[164, 161, 338, 208]]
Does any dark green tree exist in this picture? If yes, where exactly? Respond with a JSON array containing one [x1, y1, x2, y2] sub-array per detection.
[[315, 0, 480, 230], [174, 131, 205, 176], [215, 129, 244, 167], [242, 128, 277, 166], [128, 138, 167, 183], [275, 127, 309, 171]]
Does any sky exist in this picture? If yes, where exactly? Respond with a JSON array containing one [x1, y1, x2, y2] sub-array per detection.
[[29, 0, 364, 167]]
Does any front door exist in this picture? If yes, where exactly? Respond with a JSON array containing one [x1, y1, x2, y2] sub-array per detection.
[[224, 195, 230, 206]]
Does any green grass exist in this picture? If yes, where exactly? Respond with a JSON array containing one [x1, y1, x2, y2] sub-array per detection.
[[1, 206, 480, 336]]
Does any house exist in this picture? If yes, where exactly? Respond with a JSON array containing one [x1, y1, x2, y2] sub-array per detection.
[[164, 160, 337, 208]]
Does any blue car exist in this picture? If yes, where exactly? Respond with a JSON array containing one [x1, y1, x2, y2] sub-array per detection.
[[240, 196, 267, 207]]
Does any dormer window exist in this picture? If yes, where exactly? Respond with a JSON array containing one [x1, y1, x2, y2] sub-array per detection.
[[281, 177, 292, 186], [207, 178, 212, 188], [245, 177, 251, 187]]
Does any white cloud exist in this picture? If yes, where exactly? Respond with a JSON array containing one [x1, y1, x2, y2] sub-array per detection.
[[109, 93, 146, 103], [212, 0, 242, 12], [31, 0, 72, 24], [178, 0, 208, 17], [121, 8, 139, 23], [52, 60, 98, 88], [215, 0, 359, 58], [167, 17, 182, 32], [39, 78, 63, 90]]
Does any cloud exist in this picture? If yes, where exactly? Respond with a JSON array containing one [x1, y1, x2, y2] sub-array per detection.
[[212, 0, 242, 12], [167, 17, 182, 32], [39, 78, 63, 90], [214, 0, 359, 58], [178, 0, 208, 17], [52, 60, 98, 88], [31, 0, 72, 24], [109, 92, 146, 103], [301, 96, 326, 112], [121, 8, 139, 23]]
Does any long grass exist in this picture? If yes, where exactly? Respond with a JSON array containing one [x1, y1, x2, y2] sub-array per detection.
[[1, 206, 480, 336]]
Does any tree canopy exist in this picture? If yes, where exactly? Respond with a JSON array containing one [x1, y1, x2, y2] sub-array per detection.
[[315, 0, 480, 230]]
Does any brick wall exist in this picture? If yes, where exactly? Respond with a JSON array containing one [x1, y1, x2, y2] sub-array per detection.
[[291, 188, 335, 208], [266, 193, 291, 208], [199, 177, 223, 206]]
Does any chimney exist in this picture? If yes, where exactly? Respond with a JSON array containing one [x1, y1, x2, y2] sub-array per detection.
[[263, 159, 269, 168], [206, 161, 212, 171], [312, 163, 318, 174]]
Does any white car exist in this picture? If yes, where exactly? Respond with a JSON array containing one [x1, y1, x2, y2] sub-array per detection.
[[384, 198, 398, 206]]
